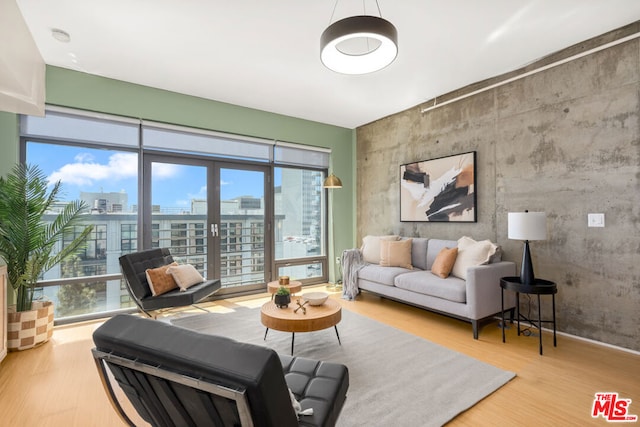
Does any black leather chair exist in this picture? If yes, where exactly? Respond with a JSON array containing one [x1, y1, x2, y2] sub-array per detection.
[[119, 248, 221, 317], [92, 314, 349, 427]]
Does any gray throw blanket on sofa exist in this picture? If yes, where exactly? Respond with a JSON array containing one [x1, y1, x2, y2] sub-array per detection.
[[341, 248, 366, 301]]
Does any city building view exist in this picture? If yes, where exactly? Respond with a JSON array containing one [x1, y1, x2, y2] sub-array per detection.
[[37, 168, 325, 320]]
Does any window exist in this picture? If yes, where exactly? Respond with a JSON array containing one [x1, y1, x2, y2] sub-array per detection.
[[151, 223, 160, 248], [275, 168, 325, 259], [274, 167, 326, 281], [22, 120, 139, 320], [20, 107, 332, 322], [192, 223, 205, 254], [121, 224, 137, 253], [170, 223, 188, 255]]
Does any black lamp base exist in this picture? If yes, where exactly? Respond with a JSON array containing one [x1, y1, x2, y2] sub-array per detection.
[[520, 240, 535, 285]]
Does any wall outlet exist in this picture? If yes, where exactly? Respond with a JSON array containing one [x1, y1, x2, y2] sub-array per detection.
[[336, 257, 341, 264], [588, 213, 605, 227]]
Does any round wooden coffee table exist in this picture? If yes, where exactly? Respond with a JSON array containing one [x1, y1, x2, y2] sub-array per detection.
[[261, 297, 342, 355], [267, 280, 302, 298]]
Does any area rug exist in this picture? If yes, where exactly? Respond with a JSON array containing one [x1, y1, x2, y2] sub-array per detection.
[[171, 306, 515, 426]]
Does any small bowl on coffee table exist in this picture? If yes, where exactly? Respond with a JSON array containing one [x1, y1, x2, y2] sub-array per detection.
[[303, 292, 329, 306]]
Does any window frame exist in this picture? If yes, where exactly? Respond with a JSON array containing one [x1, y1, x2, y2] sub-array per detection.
[[19, 107, 332, 324]]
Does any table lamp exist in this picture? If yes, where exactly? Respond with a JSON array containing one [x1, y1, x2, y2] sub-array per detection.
[[508, 211, 547, 285]]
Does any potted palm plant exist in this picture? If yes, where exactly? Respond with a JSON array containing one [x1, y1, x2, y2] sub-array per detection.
[[0, 163, 93, 351]]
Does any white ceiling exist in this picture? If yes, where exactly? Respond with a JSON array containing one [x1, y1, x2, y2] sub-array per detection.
[[15, 0, 640, 129]]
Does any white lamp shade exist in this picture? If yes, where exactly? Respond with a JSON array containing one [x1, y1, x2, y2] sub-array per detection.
[[508, 212, 547, 241]]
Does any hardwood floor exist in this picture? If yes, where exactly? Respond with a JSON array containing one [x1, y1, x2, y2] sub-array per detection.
[[1, 285, 638, 426]]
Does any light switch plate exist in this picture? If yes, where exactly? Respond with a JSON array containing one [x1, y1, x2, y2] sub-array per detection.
[[588, 213, 605, 227]]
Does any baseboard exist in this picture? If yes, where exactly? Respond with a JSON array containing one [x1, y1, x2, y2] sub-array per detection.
[[495, 316, 640, 356]]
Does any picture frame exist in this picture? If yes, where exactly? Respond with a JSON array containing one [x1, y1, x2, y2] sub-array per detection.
[[400, 151, 477, 222]]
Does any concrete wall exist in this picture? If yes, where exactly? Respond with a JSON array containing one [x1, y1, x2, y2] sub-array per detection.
[[356, 31, 640, 351]]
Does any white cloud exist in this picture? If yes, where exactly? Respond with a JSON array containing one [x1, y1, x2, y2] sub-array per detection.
[[48, 152, 137, 186], [153, 162, 180, 179], [74, 153, 95, 163], [188, 185, 207, 200], [47, 153, 179, 186]]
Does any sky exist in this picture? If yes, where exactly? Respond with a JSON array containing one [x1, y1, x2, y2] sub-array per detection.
[[27, 142, 272, 209]]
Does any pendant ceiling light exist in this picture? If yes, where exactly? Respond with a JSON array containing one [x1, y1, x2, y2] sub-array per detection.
[[320, 1, 398, 75]]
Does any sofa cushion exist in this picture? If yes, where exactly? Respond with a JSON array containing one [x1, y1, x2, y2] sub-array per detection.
[[406, 237, 429, 270], [431, 247, 458, 278], [394, 271, 466, 303], [426, 239, 458, 270], [358, 264, 411, 286], [380, 239, 413, 269], [361, 235, 400, 264], [451, 236, 498, 280]]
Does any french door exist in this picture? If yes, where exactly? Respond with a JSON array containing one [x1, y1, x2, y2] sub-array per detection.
[[143, 154, 270, 294]]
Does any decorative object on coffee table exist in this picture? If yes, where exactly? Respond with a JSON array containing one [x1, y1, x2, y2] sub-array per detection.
[[303, 291, 329, 306], [294, 299, 308, 314], [267, 280, 301, 299], [274, 286, 291, 308]]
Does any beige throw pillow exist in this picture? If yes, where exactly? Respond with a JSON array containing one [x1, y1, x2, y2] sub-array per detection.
[[379, 238, 413, 269], [431, 247, 458, 278], [166, 264, 205, 291], [361, 235, 400, 264], [451, 236, 498, 279], [145, 262, 179, 296]]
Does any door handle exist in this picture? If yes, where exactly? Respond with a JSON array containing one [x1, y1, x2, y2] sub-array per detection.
[[211, 223, 219, 237]]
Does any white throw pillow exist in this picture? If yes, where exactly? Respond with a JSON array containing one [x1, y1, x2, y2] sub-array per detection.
[[451, 236, 498, 280], [361, 235, 400, 264], [166, 264, 205, 291]]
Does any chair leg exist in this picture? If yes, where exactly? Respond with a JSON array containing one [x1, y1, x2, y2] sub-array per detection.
[[140, 309, 154, 319], [472, 320, 479, 339], [191, 304, 211, 313], [92, 356, 137, 427]]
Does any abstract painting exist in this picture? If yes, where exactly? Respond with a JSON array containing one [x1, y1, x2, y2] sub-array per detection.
[[400, 151, 476, 222]]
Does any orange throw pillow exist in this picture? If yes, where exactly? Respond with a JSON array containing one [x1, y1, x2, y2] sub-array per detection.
[[145, 262, 179, 296], [431, 247, 458, 278]]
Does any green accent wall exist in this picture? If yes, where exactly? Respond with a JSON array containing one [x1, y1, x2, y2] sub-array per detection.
[[0, 112, 19, 170], [0, 65, 356, 283]]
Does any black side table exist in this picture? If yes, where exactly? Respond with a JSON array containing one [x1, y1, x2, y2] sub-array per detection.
[[500, 276, 557, 355]]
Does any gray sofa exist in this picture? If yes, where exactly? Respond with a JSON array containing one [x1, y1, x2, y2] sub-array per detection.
[[344, 237, 516, 339]]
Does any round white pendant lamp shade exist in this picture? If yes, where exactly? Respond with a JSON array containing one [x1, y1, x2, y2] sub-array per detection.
[[321, 15, 398, 74]]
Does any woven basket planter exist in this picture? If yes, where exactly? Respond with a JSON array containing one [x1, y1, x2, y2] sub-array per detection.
[[7, 301, 55, 351]]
